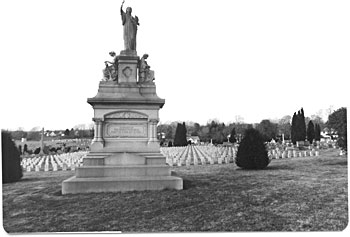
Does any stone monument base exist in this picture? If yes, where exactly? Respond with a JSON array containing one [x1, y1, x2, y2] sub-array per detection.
[[62, 152, 182, 194], [61, 42, 184, 194]]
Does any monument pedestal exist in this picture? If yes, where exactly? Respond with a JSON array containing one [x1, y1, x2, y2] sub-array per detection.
[[62, 56, 183, 194], [62, 153, 182, 194]]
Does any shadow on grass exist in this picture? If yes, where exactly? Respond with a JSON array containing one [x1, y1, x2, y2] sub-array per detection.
[[234, 164, 294, 172], [6, 177, 41, 183], [322, 161, 348, 166], [52, 190, 63, 196], [265, 165, 295, 170], [183, 179, 211, 190]]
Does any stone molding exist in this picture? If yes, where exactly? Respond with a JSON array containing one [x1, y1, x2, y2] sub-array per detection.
[[104, 111, 148, 119], [92, 118, 104, 123]]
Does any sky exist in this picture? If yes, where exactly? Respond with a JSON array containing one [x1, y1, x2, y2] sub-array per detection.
[[0, 0, 349, 131]]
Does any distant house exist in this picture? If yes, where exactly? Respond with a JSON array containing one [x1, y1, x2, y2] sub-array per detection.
[[187, 136, 200, 145], [321, 128, 338, 142]]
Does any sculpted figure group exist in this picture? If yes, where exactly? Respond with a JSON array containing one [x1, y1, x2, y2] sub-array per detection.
[[102, 1, 154, 84], [138, 54, 155, 83], [102, 51, 118, 81], [102, 52, 154, 84]]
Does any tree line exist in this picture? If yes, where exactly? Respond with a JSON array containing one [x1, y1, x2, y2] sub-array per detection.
[[157, 107, 347, 151], [9, 128, 94, 141]]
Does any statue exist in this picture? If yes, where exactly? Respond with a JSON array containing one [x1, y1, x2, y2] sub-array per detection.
[[102, 51, 118, 81], [138, 54, 155, 84], [120, 0, 139, 51]]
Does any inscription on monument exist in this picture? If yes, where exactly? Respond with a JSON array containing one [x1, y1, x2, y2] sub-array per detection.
[[106, 123, 147, 138]]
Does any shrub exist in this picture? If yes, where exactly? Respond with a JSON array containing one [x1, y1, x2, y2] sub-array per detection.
[[2, 131, 23, 183], [236, 128, 270, 169], [174, 122, 188, 146]]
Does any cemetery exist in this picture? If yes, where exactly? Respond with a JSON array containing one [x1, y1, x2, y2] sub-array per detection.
[[2, 147, 347, 232], [1, 0, 348, 234], [17, 140, 326, 174]]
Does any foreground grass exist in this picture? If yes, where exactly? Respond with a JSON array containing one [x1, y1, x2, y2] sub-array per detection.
[[2, 149, 348, 232]]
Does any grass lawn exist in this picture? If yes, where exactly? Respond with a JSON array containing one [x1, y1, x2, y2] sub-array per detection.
[[2, 149, 348, 232]]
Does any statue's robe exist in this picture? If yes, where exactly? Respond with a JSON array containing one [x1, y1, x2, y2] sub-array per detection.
[[121, 11, 138, 50]]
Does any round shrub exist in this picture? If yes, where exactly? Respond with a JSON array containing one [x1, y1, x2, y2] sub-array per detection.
[[236, 128, 270, 169], [2, 131, 23, 183]]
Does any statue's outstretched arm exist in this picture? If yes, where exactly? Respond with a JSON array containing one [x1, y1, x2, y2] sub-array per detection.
[[120, 0, 125, 13]]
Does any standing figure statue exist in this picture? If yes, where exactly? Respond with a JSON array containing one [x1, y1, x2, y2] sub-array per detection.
[[102, 51, 118, 81], [139, 54, 155, 84], [120, 0, 139, 51]]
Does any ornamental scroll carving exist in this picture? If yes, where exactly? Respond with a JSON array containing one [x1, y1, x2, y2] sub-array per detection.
[[104, 111, 148, 119]]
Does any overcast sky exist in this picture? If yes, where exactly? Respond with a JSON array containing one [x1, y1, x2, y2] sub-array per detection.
[[0, 0, 349, 131]]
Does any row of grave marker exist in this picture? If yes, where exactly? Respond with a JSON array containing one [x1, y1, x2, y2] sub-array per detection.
[[21, 151, 88, 172], [22, 146, 321, 171], [160, 145, 320, 167], [161, 145, 236, 166]]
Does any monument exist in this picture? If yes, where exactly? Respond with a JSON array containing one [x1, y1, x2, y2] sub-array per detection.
[[62, 1, 183, 194]]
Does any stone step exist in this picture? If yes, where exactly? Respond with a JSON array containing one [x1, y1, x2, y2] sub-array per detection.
[[142, 154, 166, 165], [83, 152, 166, 166], [62, 175, 183, 194], [76, 165, 170, 178]]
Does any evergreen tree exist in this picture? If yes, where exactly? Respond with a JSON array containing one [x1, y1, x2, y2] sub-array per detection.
[[314, 124, 321, 141], [174, 122, 188, 146], [64, 129, 70, 136], [2, 131, 23, 183], [229, 127, 237, 143], [173, 123, 181, 146], [300, 108, 306, 141], [236, 128, 270, 169], [292, 108, 306, 143], [327, 107, 347, 151], [306, 120, 315, 144], [296, 110, 302, 141], [256, 119, 278, 142], [23, 144, 28, 154], [18, 145, 22, 155], [181, 122, 188, 146], [291, 112, 297, 144]]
